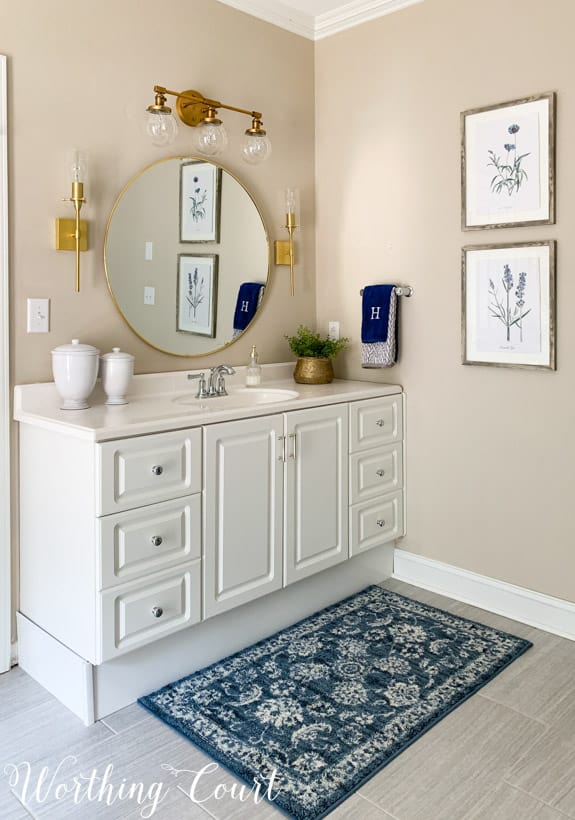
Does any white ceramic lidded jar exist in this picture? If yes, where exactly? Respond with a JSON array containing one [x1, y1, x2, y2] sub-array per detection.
[[51, 339, 100, 410], [100, 347, 135, 405]]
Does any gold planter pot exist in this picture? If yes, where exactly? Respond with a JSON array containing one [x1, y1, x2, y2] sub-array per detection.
[[293, 357, 334, 385]]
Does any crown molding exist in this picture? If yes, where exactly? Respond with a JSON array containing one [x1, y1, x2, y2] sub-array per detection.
[[215, 0, 424, 40], [315, 0, 424, 39], [215, 0, 316, 39]]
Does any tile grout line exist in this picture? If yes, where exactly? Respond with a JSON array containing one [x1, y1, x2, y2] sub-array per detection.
[[501, 779, 574, 819], [11, 789, 39, 819], [98, 718, 119, 735], [356, 791, 400, 819], [476, 691, 551, 729]]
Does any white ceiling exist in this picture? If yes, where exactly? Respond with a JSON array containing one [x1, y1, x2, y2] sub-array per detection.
[[215, 0, 424, 40]]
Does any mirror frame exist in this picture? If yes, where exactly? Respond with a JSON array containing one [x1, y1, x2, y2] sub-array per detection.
[[104, 155, 270, 357]]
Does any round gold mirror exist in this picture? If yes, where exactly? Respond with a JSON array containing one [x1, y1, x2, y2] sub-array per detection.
[[104, 156, 269, 356]]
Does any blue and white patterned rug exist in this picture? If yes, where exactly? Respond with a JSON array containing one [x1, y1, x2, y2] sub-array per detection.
[[139, 586, 532, 819]]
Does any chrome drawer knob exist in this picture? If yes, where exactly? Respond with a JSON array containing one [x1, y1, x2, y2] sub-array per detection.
[[151, 465, 164, 476], [151, 606, 163, 618], [376, 519, 386, 528], [376, 419, 385, 427], [376, 469, 385, 477], [150, 536, 163, 547]]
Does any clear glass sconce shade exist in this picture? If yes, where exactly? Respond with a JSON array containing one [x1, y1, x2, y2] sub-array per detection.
[[145, 111, 178, 146], [68, 150, 88, 183], [194, 121, 228, 156], [242, 133, 272, 165]]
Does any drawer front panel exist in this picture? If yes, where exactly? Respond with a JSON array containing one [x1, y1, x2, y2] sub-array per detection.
[[100, 562, 201, 661], [98, 495, 201, 589], [350, 396, 402, 452], [350, 491, 404, 556], [97, 428, 201, 515], [350, 443, 403, 504]]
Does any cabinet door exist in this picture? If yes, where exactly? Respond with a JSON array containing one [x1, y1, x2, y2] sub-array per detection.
[[284, 404, 349, 585], [203, 415, 284, 619]]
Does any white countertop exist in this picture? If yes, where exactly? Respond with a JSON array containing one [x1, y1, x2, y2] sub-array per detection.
[[14, 363, 402, 442]]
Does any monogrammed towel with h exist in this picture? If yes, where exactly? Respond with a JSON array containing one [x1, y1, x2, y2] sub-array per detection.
[[361, 284, 398, 367], [232, 282, 265, 338]]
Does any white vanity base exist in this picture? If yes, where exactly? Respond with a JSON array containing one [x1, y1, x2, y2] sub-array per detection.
[[17, 542, 394, 725]]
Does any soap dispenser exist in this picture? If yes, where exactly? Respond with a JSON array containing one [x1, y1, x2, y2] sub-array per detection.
[[246, 345, 262, 387]]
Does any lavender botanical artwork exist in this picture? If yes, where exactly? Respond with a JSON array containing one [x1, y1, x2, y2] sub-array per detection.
[[177, 254, 217, 337], [185, 268, 204, 320], [488, 265, 530, 343], [487, 124, 530, 197], [463, 241, 555, 370]]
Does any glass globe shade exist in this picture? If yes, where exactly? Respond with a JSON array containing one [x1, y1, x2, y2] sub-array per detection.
[[242, 133, 272, 165], [145, 112, 178, 147], [194, 122, 228, 156]]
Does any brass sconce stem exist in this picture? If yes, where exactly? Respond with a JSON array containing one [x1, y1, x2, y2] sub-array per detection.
[[286, 212, 296, 297], [70, 181, 85, 293]]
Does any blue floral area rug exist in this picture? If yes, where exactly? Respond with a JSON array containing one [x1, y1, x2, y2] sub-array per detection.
[[139, 586, 532, 819]]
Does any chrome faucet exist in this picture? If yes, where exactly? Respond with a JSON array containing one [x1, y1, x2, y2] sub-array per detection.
[[187, 365, 235, 399], [208, 364, 235, 396]]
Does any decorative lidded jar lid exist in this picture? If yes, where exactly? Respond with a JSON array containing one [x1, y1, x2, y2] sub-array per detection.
[[100, 346, 135, 362], [52, 338, 100, 356]]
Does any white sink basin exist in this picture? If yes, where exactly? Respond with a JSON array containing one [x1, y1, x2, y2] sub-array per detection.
[[173, 387, 299, 408]]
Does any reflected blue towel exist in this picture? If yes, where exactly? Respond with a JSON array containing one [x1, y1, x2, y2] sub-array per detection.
[[233, 282, 265, 335], [361, 285, 398, 368]]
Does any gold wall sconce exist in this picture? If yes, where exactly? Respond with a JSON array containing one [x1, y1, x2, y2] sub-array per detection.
[[55, 150, 88, 292], [274, 188, 299, 296], [145, 85, 272, 164]]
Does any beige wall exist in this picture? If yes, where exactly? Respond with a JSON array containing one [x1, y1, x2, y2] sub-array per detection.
[[5, 0, 315, 385], [315, 0, 575, 602], [3, 0, 316, 637]]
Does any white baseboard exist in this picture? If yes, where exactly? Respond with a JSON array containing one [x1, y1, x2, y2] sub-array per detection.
[[393, 549, 575, 641]]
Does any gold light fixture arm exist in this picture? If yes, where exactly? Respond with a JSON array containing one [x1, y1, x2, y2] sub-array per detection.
[[153, 85, 262, 125]]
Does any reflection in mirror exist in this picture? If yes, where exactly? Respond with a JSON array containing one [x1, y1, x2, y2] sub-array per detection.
[[105, 157, 269, 356]]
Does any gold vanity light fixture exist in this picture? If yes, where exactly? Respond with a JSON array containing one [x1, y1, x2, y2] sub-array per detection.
[[274, 188, 299, 296], [55, 150, 88, 292], [145, 86, 272, 164]]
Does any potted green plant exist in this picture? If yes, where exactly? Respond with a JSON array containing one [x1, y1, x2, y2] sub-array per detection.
[[285, 325, 350, 384]]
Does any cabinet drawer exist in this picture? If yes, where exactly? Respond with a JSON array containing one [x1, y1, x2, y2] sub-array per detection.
[[99, 562, 201, 661], [350, 443, 403, 504], [350, 396, 402, 452], [97, 428, 201, 515], [350, 491, 404, 556], [98, 495, 201, 590]]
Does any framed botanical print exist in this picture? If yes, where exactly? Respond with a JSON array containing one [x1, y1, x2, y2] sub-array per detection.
[[179, 160, 222, 242], [176, 254, 218, 337], [461, 92, 555, 230], [462, 241, 556, 370]]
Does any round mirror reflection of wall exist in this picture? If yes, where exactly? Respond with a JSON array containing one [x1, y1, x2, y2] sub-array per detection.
[[104, 156, 269, 356]]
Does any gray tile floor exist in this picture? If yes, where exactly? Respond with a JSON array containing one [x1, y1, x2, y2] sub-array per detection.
[[1, 579, 574, 819]]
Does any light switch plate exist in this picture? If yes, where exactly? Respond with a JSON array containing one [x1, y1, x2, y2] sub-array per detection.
[[328, 321, 340, 340], [144, 286, 155, 306], [27, 298, 50, 333]]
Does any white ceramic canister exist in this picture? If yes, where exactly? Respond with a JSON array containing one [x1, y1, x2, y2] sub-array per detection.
[[51, 339, 100, 410], [100, 347, 135, 405]]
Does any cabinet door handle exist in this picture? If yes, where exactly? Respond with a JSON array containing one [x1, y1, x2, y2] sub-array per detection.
[[278, 435, 286, 462], [376, 419, 385, 427], [151, 465, 164, 476], [288, 432, 297, 460], [151, 606, 163, 618], [150, 536, 163, 547], [376, 469, 385, 477], [376, 519, 386, 528]]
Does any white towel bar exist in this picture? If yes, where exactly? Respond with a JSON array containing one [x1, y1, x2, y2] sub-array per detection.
[[360, 286, 413, 297]]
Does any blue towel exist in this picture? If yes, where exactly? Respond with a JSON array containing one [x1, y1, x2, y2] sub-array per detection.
[[233, 282, 265, 336], [361, 285, 398, 367]]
